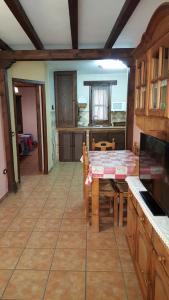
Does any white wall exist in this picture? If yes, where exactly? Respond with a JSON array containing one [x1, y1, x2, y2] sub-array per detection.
[[19, 87, 38, 141], [77, 70, 128, 106]]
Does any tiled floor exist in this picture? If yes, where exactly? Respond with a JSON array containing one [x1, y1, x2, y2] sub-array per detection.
[[20, 147, 40, 176], [0, 162, 143, 300]]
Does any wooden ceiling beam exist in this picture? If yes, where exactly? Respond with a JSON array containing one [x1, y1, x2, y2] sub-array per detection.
[[0, 38, 12, 51], [105, 0, 141, 48], [68, 0, 78, 49], [0, 48, 134, 65], [4, 0, 44, 50]]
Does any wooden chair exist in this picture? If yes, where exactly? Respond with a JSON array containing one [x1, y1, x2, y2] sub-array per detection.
[[82, 142, 118, 226], [115, 145, 140, 226], [92, 138, 116, 151]]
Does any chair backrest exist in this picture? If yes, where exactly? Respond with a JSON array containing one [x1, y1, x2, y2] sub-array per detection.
[[92, 138, 115, 151], [132, 142, 139, 156]]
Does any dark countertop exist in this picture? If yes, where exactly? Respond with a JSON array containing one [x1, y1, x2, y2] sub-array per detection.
[[57, 126, 126, 131]]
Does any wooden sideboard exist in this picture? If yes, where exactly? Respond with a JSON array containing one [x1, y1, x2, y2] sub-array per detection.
[[127, 188, 169, 300]]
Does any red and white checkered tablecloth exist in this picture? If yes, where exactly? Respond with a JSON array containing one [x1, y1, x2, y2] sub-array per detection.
[[86, 150, 138, 184]]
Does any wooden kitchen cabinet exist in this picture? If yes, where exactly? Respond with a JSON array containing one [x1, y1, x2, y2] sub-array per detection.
[[59, 131, 86, 162], [135, 218, 152, 300], [151, 250, 169, 300], [127, 188, 169, 300], [54, 71, 77, 128], [127, 193, 137, 258]]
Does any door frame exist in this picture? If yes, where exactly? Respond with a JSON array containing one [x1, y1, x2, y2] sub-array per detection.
[[12, 78, 48, 182]]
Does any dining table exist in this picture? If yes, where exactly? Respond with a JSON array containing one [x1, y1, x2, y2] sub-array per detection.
[[86, 150, 139, 232]]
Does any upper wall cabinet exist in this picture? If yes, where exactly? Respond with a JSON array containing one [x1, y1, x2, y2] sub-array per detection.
[[134, 3, 169, 118], [135, 58, 147, 114]]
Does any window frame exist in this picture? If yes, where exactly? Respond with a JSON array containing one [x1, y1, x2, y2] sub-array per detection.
[[89, 83, 112, 126]]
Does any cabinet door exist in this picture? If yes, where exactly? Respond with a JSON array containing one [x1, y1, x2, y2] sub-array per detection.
[[135, 219, 152, 299], [73, 132, 86, 162], [151, 251, 169, 300], [59, 132, 73, 161], [127, 197, 137, 257], [55, 71, 77, 127]]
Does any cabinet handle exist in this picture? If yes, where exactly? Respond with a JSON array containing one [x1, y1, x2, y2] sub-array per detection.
[[158, 256, 166, 264], [140, 216, 145, 223], [145, 278, 151, 286]]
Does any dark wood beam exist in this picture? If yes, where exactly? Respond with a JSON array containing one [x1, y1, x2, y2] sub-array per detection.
[[105, 0, 140, 48], [0, 38, 12, 51], [4, 0, 44, 50], [68, 0, 78, 49], [0, 48, 134, 65]]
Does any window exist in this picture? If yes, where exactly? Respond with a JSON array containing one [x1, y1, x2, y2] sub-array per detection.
[[89, 85, 111, 125]]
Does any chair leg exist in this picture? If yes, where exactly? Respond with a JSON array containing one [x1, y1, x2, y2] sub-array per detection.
[[119, 193, 124, 226], [113, 193, 118, 226], [84, 184, 89, 221]]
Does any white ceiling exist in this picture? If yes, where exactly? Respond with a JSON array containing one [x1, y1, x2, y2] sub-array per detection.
[[47, 60, 128, 74], [0, 0, 166, 50]]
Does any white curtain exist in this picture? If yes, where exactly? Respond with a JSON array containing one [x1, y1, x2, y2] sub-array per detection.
[[92, 86, 109, 121]]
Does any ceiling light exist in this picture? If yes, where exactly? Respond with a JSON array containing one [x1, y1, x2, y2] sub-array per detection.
[[97, 59, 127, 70]]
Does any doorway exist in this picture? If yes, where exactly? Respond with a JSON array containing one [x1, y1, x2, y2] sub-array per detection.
[[12, 79, 48, 182]]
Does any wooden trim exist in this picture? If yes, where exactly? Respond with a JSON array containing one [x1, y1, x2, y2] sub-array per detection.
[[0, 69, 16, 192], [0, 48, 134, 64], [4, 0, 44, 50], [134, 3, 169, 58], [35, 86, 42, 172], [41, 85, 48, 174], [12, 84, 21, 183], [13, 78, 45, 85], [0, 38, 12, 51], [104, 0, 141, 48], [68, 0, 78, 49], [84, 80, 117, 86], [126, 65, 135, 149]]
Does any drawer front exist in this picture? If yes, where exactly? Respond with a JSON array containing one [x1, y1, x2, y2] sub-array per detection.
[[137, 203, 153, 239], [153, 229, 169, 278]]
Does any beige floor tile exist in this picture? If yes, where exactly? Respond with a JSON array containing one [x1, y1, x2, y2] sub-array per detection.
[[86, 272, 127, 300], [124, 272, 143, 300], [17, 248, 54, 270], [60, 219, 86, 232], [0, 247, 23, 269], [87, 232, 117, 249], [0, 270, 13, 297], [26, 231, 58, 248], [34, 218, 61, 231], [51, 248, 86, 271], [40, 208, 63, 219], [44, 271, 85, 300], [7, 218, 37, 231], [57, 232, 86, 249], [118, 248, 135, 272], [87, 249, 121, 271], [2, 270, 48, 300], [0, 231, 31, 248]]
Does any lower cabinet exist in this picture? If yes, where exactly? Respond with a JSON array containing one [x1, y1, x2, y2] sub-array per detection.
[[127, 189, 169, 300], [151, 250, 169, 300], [135, 218, 152, 300], [59, 131, 86, 162], [127, 195, 137, 257]]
